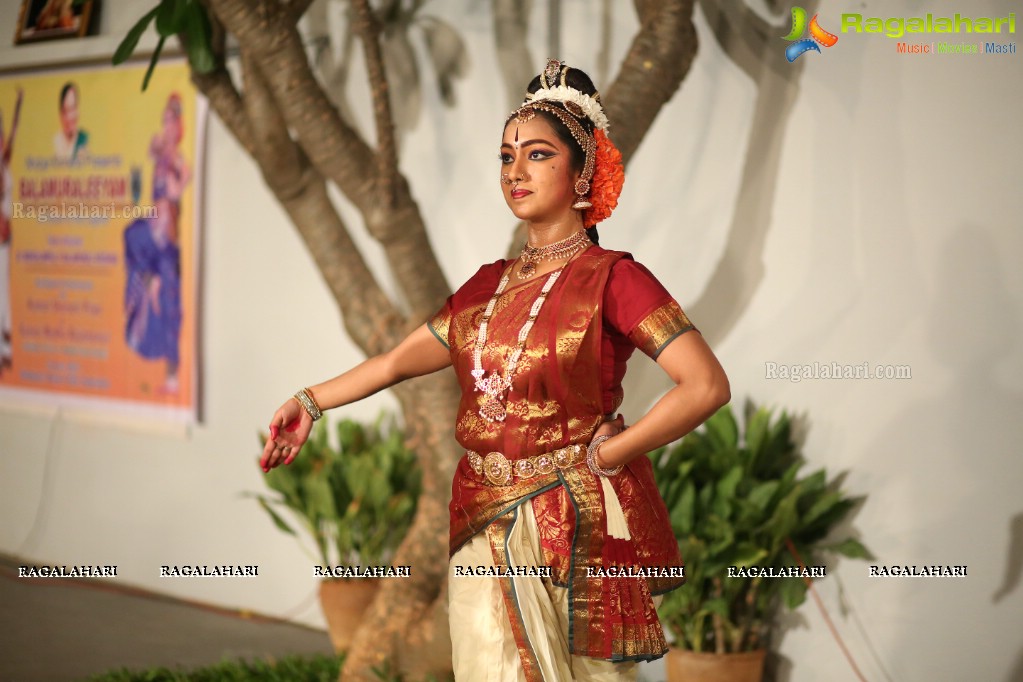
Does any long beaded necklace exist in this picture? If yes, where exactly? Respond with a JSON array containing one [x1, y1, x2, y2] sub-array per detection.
[[517, 229, 589, 279], [471, 267, 564, 422]]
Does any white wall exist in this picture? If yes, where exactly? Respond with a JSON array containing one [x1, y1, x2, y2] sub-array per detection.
[[1, 1, 1021, 681]]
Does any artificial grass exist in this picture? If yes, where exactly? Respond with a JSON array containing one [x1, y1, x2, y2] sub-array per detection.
[[86, 652, 345, 681]]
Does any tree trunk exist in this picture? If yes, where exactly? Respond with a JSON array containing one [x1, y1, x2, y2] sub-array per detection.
[[172, 0, 703, 678]]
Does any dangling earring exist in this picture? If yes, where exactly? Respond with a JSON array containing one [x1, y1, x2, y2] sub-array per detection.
[[572, 179, 592, 210]]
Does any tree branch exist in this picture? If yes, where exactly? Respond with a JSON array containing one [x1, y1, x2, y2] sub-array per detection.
[[283, 0, 316, 23], [351, 0, 400, 208], [207, 0, 378, 212], [190, 66, 257, 158], [697, 0, 782, 81], [239, 49, 302, 186], [236, 46, 403, 351], [207, 0, 451, 323], [188, 53, 403, 351], [603, 0, 699, 165], [181, 5, 257, 157]]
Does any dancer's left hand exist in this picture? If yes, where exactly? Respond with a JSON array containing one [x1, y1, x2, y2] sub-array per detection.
[[591, 414, 626, 443]]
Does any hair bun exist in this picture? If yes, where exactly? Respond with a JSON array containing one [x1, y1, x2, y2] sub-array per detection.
[[526, 59, 599, 100]]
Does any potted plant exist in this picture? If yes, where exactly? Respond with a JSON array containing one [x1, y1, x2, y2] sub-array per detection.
[[649, 400, 871, 682], [250, 412, 421, 652]]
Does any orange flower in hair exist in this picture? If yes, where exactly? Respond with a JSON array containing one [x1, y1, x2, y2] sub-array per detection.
[[582, 129, 624, 228]]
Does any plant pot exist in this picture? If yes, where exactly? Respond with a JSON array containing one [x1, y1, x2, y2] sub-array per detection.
[[665, 646, 766, 682], [318, 578, 381, 652]]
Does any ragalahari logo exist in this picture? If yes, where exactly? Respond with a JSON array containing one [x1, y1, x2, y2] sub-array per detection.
[[783, 6, 839, 61]]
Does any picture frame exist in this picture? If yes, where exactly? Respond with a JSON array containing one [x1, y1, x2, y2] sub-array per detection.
[[13, 0, 96, 45]]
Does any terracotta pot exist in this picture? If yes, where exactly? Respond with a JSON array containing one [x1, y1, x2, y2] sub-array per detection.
[[665, 646, 766, 682], [318, 578, 381, 652]]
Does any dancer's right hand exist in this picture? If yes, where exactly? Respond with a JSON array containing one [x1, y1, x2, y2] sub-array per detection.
[[261, 397, 313, 473]]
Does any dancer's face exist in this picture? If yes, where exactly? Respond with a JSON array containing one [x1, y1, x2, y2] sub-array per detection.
[[499, 115, 581, 224]]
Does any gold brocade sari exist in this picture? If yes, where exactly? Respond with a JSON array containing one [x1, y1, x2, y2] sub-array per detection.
[[431, 247, 690, 677]]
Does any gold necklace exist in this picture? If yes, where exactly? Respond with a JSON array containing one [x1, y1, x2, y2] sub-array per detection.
[[517, 229, 589, 279]]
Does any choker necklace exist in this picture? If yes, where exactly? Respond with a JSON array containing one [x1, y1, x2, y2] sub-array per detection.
[[471, 266, 564, 422], [517, 229, 589, 279]]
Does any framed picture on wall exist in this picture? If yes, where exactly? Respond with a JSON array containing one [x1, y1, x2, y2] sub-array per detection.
[[13, 0, 97, 45]]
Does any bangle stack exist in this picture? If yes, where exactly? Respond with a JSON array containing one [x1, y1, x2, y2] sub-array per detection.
[[586, 434, 623, 477], [293, 388, 322, 421]]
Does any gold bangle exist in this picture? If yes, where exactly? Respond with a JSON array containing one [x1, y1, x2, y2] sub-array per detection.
[[293, 387, 322, 421], [586, 435, 622, 477]]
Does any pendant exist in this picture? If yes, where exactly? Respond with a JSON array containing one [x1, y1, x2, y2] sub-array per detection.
[[475, 371, 510, 396], [479, 395, 507, 422], [519, 261, 536, 279]]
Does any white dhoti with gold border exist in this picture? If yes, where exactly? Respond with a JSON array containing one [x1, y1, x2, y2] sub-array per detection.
[[448, 499, 640, 682]]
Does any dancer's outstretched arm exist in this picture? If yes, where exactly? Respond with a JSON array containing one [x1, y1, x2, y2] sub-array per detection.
[[260, 323, 451, 471]]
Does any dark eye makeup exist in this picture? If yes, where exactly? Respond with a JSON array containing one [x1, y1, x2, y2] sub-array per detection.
[[499, 148, 557, 164]]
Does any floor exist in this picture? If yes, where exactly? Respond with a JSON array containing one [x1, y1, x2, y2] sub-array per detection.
[[0, 555, 334, 682], [0, 553, 673, 681]]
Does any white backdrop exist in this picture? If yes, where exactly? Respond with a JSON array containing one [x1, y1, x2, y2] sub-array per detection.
[[0, 1, 1021, 681]]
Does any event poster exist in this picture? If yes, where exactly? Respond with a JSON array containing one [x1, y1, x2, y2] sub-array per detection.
[[0, 60, 205, 423]]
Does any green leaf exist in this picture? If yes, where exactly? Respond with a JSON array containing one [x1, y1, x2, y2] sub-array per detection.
[[648, 397, 870, 652], [662, 476, 683, 510], [801, 490, 843, 527], [256, 497, 297, 536], [778, 459, 802, 492], [249, 411, 420, 568], [704, 405, 739, 450], [798, 469, 827, 498], [801, 498, 856, 540], [717, 543, 768, 569], [762, 414, 797, 474], [338, 420, 364, 453], [823, 538, 873, 560], [184, 1, 216, 73], [156, 0, 187, 37], [763, 485, 801, 548], [264, 463, 302, 506], [777, 575, 809, 609], [744, 407, 770, 464], [113, 7, 159, 65], [716, 465, 743, 502], [747, 480, 779, 512], [305, 473, 338, 522], [141, 35, 166, 92], [699, 597, 730, 619], [670, 480, 696, 535]]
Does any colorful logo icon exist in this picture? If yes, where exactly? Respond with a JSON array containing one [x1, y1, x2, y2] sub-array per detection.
[[783, 7, 839, 61]]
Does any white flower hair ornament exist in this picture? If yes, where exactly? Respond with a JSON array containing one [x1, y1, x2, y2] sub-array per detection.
[[526, 85, 609, 131]]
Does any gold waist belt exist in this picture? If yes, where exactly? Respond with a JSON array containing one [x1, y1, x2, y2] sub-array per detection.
[[467, 444, 586, 486]]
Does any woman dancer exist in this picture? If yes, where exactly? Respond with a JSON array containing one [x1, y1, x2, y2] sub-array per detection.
[[123, 94, 190, 393], [149, 93, 191, 214], [262, 60, 729, 680]]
